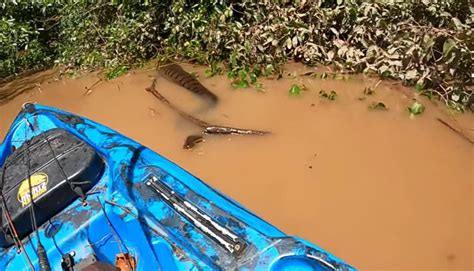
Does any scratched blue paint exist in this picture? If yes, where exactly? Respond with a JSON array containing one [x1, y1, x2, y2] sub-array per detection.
[[0, 104, 356, 270]]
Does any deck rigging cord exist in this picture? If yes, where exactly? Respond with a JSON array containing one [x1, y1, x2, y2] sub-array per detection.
[[24, 117, 88, 206], [23, 108, 131, 270], [23, 119, 51, 271], [98, 199, 134, 271], [0, 144, 35, 270]]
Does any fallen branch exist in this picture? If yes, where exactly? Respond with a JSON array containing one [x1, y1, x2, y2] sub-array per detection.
[[437, 118, 474, 145], [145, 79, 270, 136], [84, 78, 103, 95]]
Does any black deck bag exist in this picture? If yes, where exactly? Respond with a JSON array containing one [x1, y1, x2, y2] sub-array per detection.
[[0, 128, 104, 248]]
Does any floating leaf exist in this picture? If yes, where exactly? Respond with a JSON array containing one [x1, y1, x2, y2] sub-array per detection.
[[368, 102, 388, 110], [289, 84, 302, 96], [408, 101, 425, 115]]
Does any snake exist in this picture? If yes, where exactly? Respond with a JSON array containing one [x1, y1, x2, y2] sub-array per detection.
[[150, 63, 270, 150], [157, 63, 218, 106]]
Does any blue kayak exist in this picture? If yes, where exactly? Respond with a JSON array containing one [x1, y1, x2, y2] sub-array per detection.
[[0, 103, 355, 271]]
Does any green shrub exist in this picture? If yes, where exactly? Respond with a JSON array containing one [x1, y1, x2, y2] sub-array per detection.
[[0, 1, 472, 110], [0, 2, 59, 78]]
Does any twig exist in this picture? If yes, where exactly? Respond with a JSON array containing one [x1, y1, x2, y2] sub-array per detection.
[[437, 118, 474, 145], [429, 85, 450, 106], [84, 78, 103, 95], [373, 79, 382, 90]]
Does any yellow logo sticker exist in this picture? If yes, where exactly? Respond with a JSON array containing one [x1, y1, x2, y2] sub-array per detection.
[[17, 173, 48, 207]]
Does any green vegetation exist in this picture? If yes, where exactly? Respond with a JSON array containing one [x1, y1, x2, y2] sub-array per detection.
[[289, 84, 302, 96], [0, 1, 472, 110], [105, 65, 128, 80], [408, 101, 426, 115]]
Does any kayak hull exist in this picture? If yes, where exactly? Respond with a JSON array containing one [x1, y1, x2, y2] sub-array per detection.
[[0, 103, 355, 271]]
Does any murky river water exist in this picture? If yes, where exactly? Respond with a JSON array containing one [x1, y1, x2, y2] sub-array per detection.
[[0, 64, 472, 271]]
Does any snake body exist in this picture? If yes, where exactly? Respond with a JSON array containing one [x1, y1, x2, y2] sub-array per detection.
[[150, 63, 270, 150], [158, 63, 218, 106]]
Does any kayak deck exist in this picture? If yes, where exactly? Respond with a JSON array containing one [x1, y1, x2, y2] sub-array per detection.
[[0, 103, 355, 270]]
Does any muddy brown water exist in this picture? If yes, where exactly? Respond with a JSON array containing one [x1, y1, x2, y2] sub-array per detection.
[[0, 64, 472, 271]]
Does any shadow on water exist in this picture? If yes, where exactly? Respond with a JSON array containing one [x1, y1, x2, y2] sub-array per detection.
[[0, 69, 58, 105]]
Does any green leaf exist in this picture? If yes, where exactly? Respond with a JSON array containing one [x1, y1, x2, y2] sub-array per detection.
[[105, 65, 128, 80], [407, 101, 425, 115], [238, 79, 249, 88], [368, 102, 388, 110], [231, 79, 249, 89], [230, 53, 237, 67], [420, 90, 433, 100], [289, 84, 302, 96], [238, 69, 248, 80], [415, 83, 424, 93], [452, 17, 465, 30], [286, 37, 292, 49], [250, 72, 257, 83], [205, 63, 221, 77], [265, 64, 274, 75], [443, 39, 455, 57], [227, 70, 237, 80], [205, 69, 213, 77]]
